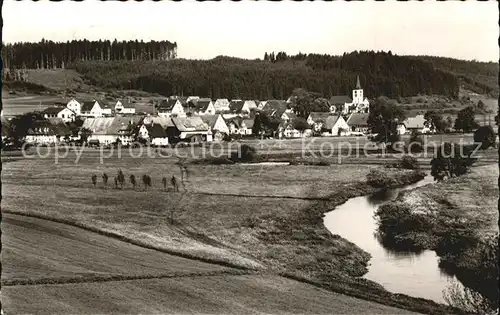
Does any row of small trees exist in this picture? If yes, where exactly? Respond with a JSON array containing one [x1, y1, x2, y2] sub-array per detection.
[[90, 169, 181, 191]]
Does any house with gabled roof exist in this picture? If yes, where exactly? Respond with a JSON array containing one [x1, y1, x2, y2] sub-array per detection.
[[307, 112, 331, 126], [186, 96, 200, 104], [324, 114, 349, 136], [279, 121, 302, 139], [156, 99, 186, 118], [244, 100, 258, 111], [82, 116, 141, 145], [115, 100, 136, 115], [213, 98, 230, 113], [201, 114, 229, 141], [193, 98, 216, 115], [80, 100, 109, 118], [66, 98, 82, 116], [226, 117, 254, 135], [25, 120, 59, 144], [138, 121, 169, 146], [42, 106, 76, 123], [346, 112, 370, 134], [224, 100, 248, 118], [168, 116, 212, 143]]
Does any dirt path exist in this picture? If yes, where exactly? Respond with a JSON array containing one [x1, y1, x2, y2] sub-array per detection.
[[1, 213, 419, 314]]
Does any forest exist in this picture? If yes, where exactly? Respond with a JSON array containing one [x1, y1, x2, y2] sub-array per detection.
[[69, 51, 460, 100], [1, 39, 178, 69]]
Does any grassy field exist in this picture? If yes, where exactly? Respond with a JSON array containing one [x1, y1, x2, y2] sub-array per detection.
[[2, 274, 419, 315], [1, 214, 420, 314], [1, 149, 464, 314], [1, 213, 236, 285]]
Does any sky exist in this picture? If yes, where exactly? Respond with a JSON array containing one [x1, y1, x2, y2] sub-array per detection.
[[2, 0, 499, 62]]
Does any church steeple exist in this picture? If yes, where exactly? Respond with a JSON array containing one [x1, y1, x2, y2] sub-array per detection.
[[355, 75, 361, 89]]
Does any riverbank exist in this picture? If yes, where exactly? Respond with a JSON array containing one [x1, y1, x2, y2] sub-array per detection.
[[376, 164, 499, 308], [1, 153, 462, 314]]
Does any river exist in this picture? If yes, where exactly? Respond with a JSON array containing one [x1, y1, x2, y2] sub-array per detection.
[[323, 176, 464, 304]]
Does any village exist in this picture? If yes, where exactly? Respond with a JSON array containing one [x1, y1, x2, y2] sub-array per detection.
[[3, 76, 437, 148]]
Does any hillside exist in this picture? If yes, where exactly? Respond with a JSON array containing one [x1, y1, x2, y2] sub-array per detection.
[[409, 55, 499, 98], [67, 51, 460, 100]]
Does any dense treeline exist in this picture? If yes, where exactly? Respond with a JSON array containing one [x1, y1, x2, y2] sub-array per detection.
[[1, 39, 177, 70], [409, 55, 499, 97], [70, 51, 460, 99]]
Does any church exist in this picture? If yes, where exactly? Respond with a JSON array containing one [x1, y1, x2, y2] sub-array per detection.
[[329, 76, 370, 115]]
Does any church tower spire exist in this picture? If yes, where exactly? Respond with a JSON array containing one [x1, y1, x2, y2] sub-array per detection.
[[356, 75, 361, 89]]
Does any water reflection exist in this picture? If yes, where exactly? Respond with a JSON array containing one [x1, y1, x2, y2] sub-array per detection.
[[323, 175, 460, 303]]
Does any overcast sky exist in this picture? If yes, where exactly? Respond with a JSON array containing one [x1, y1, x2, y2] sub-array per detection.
[[3, 0, 498, 62]]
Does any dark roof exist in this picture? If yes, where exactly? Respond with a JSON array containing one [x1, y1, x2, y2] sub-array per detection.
[[324, 115, 342, 130], [42, 106, 66, 115], [347, 113, 369, 126], [263, 100, 288, 117], [98, 99, 111, 109], [27, 120, 57, 135], [195, 99, 212, 111], [157, 99, 179, 111], [81, 101, 96, 112], [226, 117, 242, 128], [229, 100, 246, 113], [329, 95, 352, 105], [144, 123, 167, 138], [117, 100, 135, 108]]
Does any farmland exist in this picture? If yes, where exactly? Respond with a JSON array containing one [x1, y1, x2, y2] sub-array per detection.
[[1, 147, 464, 314]]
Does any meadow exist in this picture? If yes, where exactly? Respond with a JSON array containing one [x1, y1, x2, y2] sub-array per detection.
[[1, 147, 461, 314]]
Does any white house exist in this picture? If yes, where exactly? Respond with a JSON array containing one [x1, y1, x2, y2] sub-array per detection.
[[80, 100, 105, 118], [402, 115, 434, 134], [42, 107, 76, 123], [227, 118, 254, 135], [324, 115, 349, 136], [280, 123, 302, 139], [115, 100, 136, 115], [156, 99, 186, 118], [25, 121, 58, 144], [213, 99, 230, 113], [201, 114, 229, 141], [66, 98, 82, 116], [138, 122, 169, 146], [193, 98, 216, 115]]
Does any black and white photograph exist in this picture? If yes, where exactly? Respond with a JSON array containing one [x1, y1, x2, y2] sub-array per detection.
[[0, 1, 499, 314]]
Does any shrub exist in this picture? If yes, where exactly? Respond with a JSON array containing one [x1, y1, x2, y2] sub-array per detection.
[[231, 144, 260, 162], [430, 142, 476, 181], [399, 155, 419, 170], [473, 125, 496, 150], [406, 131, 424, 153], [366, 169, 392, 188]]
